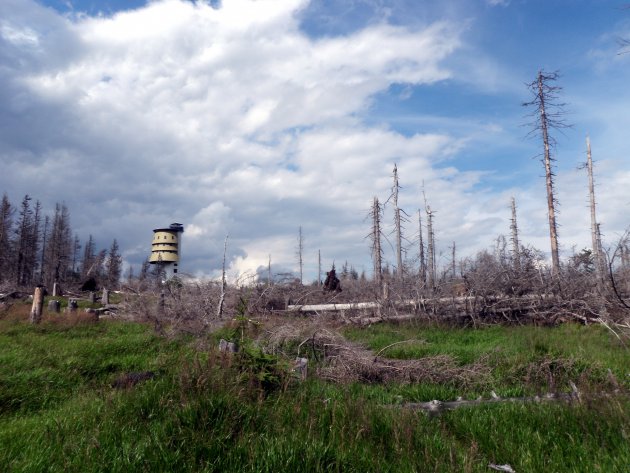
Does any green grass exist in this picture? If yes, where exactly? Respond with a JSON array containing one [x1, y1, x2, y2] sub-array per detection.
[[343, 322, 630, 397], [0, 316, 628, 472]]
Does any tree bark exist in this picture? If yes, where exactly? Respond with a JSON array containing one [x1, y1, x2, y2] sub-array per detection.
[[371, 197, 383, 287], [102, 288, 110, 305], [426, 206, 436, 291], [30, 286, 44, 324], [393, 165, 403, 281], [510, 197, 521, 272], [217, 235, 228, 318], [586, 136, 604, 288]]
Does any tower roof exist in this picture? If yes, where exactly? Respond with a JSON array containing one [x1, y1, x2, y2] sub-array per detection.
[[153, 222, 184, 233]]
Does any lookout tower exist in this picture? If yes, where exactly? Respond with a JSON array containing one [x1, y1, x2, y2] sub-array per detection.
[[149, 223, 184, 279]]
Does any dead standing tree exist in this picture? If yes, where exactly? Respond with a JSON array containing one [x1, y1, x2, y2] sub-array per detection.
[[217, 235, 228, 318], [368, 196, 384, 287], [390, 165, 405, 281], [426, 206, 436, 290], [510, 197, 521, 272], [584, 136, 605, 289], [296, 226, 304, 285], [417, 209, 427, 286], [523, 70, 570, 277]]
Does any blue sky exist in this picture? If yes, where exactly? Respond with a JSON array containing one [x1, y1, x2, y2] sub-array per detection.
[[1, 0, 629, 281]]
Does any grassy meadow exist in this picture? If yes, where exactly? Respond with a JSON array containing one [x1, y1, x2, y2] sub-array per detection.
[[0, 306, 629, 472]]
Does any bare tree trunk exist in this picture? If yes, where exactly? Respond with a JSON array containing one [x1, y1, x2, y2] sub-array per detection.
[[418, 209, 426, 285], [426, 206, 436, 291], [370, 196, 383, 287], [217, 235, 228, 318], [318, 249, 321, 287], [297, 226, 304, 285], [510, 197, 521, 272], [392, 165, 403, 281], [586, 136, 604, 289], [524, 71, 568, 277], [539, 75, 560, 275], [268, 254, 272, 286], [597, 223, 604, 277], [451, 241, 456, 280]]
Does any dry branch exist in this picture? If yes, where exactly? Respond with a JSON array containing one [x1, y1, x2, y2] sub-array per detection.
[[257, 321, 490, 387]]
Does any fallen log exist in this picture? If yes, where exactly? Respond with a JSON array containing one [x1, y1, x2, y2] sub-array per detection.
[[345, 314, 417, 325], [393, 383, 625, 415], [288, 301, 381, 312], [287, 294, 557, 313]]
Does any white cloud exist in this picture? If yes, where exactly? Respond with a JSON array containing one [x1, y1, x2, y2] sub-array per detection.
[[0, 0, 468, 279], [485, 0, 509, 6], [2, 0, 628, 282]]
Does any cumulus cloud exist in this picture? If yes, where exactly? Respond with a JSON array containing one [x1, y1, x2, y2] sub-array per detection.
[[1, 0, 628, 282], [0, 0, 469, 279]]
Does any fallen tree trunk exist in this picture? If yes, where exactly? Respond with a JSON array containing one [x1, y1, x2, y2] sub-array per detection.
[[345, 314, 417, 325], [287, 301, 381, 311], [394, 383, 625, 415], [287, 294, 556, 313]]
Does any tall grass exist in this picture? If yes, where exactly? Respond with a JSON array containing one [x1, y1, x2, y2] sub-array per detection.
[[1, 316, 628, 472]]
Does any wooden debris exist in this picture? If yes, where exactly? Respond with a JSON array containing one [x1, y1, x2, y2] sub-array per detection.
[[294, 357, 308, 380], [219, 339, 237, 353], [488, 464, 516, 473], [391, 382, 629, 415]]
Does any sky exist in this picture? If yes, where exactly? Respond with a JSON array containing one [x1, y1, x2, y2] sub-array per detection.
[[1, 0, 629, 282]]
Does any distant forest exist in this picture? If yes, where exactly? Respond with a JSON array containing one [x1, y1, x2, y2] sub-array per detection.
[[0, 193, 131, 291]]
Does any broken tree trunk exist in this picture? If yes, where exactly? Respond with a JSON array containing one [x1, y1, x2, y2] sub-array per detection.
[[101, 289, 110, 305], [48, 300, 61, 313], [30, 286, 44, 324]]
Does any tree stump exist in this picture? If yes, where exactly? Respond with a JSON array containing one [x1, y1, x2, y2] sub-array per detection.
[[52, 282, 60, 297], [30, 286, 44, 324], [48, 300, 61, 313], [101, 289, 109, 305], [218, 339, 237, 353], [88, 291, 96, 304], [294, 357, 308, 381]]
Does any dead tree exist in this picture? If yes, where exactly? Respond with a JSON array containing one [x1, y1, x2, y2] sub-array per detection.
[[585, 136, 605, 288], [391, 165, 404, 281], [368, 196, 384, 286], [523, 70, 570, 277], [217, 235, 228, 318], [424, 197, 436, 291], [510, 197, 521, 272], [417, 209, 426, 285], [318, 249, 322, 287], [296, 226, 304, 285]]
